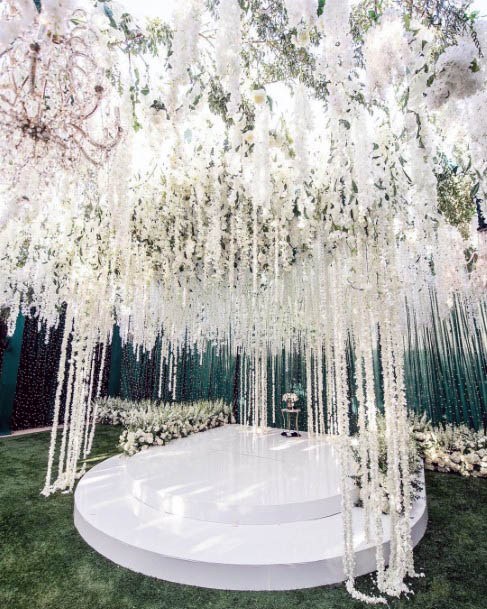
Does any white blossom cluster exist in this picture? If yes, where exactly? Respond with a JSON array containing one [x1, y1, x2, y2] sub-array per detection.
[[411, 414, 487, 478], [426, 35, 484, 109], [95, 396, 159, 426], [0, 0, 36, 51], [113, 399, 235, 456]]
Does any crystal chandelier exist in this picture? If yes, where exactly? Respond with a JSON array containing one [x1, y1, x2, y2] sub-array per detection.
[[0, 1, 122, 189]]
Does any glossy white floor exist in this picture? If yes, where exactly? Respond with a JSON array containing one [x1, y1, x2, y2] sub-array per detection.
[[74, 424, 428, 591]]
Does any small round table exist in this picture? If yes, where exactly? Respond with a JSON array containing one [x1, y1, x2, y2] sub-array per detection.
[[281, 408, 301, 437]]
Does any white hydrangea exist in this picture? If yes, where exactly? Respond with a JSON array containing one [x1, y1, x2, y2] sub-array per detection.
[[363, 10, 411, 95], [426, 35, 484, 109]]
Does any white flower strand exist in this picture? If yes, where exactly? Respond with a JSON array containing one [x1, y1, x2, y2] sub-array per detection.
[[41, 307, 71, 496]]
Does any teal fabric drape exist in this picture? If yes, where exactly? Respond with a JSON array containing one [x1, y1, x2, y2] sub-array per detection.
[[119, 339, 236, 405], [0, 298, 484, 432], [403, 296, 487, 429], [115, 299, 486, 431], [0, 314, 25, 435]]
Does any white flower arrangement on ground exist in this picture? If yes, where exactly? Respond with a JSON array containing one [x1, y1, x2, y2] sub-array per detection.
[[411, 414, 487, 478], [99, 399, 235, 456], [353, 413, 487, 515], [96, 397, 159, 426]]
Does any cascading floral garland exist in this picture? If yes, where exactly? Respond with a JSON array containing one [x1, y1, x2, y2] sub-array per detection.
[[0, 0, 486, 603]]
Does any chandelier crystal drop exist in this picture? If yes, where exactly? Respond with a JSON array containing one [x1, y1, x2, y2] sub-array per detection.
[[0, 0, 122, 197]]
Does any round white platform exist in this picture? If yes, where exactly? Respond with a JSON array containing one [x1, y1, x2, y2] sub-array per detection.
[[74, 425, 428, 591], [125, 425, 344, 524]]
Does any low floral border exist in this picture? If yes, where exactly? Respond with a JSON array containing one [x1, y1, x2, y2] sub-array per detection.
[[411, 414, 487, 478], [95, 397, 235, 455], [96, 398, 487, 477]]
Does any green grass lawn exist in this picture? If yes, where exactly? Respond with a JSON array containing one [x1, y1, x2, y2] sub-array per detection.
[[1, 425, 486, 609]]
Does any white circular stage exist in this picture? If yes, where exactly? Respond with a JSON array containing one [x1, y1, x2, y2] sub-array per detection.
[[125, 424, 344, 524], [74, 424, 428, 591]]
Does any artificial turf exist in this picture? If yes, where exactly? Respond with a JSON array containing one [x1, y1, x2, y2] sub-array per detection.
[[0, 425, 486, 609]]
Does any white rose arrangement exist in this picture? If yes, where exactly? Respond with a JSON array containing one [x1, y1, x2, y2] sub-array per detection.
[[411, 414, 487, 478], [353, 413, 487, 513], [282, 392, 299, 404], [95, 398, 235, 456]]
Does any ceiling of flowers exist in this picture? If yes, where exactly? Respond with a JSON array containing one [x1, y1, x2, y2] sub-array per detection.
[[0, 0, 486, 602]]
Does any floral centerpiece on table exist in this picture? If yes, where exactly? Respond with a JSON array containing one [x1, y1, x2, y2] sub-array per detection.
[[282, 392, 299, 409], [281, 392, 301, 437]]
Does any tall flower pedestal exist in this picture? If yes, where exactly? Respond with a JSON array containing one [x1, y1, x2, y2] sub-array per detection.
[[281, 407, 301, 438]]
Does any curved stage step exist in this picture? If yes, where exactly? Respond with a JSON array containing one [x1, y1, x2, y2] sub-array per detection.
[[74, 425, 427, 591]]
